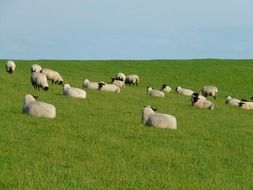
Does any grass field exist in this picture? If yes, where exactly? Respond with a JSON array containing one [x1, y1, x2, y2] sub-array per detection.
[[0, 59, 253, 189]]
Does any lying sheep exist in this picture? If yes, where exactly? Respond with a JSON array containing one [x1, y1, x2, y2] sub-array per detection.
[[147, 86, 165, 97], [5, 60, 16, 74], [160, 84, 172, 93], [98, 82, 120, 93], [111, 78, 125, 88], [191, 92, 214, 110], [115, 72, 126, 82], [41, 68, 64, 85], [176, 86, 194, 96], [125, 74, 139, 86], [141, 105, 177, 129], [31, 72, 49, 91], [63, 84, 86, 99], [83, 79, 99, 90], [225, 96, 241, 106], [239, 101, 253, 110], [22, 94, 56, 118], [201, 85, 218, 99], [31, 64, 42, 73]]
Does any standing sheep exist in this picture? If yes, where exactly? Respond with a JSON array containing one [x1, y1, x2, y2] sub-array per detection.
[[83, 79, 99, 90], [98, 82, 120, 93], [176, 86, 194, 96], [191, 93, 214, 110], [31, 72, 49, 91], [63, 84, 86, 99], [22, 94, 56, 118], [160, 84, 172, 93], [115, 72, 126, 82], [31, 64, 42, 73], [147, 86, 165, 97], [141, 106, 177, 129], [225, 96, 241, 106], [201, 85, 218, 99], [125, 74, 139, 86], [41, 68, 64, 85], [5, 60, 16, 74]]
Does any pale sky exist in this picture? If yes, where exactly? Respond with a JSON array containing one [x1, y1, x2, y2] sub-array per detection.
[[0, 0, 253, 60]]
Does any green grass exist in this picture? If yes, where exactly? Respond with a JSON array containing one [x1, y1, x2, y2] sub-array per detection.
[[0, 59, 253, 189]]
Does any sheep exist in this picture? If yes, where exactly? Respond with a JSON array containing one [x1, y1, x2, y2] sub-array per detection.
[[31, 72, 49, 91], [111, 78, 125, 88], [63, 84, 86, 99], [115, 72, 126, 82], [141, 105, 177, 129], [239, 101, 253, 110], [191, 92, 214, 110], [176, 86, 194, 96], [41, 68, 64, 85], [147, 86, 165, 97], [125, 74, 139, 86], [31, 64, 42, 73], [5, 60, 16, 74], [160, 84, 172, 93], [225, 96, 241, 106], [98, 82, 120, 93], [22, 94, 56, 118], [83, 79, 99, 90], [201, 85, 218, 99]]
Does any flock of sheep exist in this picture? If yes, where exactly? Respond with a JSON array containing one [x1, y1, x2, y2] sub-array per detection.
[[5, 60, 252, 130]]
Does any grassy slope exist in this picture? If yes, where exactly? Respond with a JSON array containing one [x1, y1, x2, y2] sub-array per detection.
[[0, 59, 252, 189]]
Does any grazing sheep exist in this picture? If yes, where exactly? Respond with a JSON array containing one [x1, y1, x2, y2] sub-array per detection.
[[98, 82, 120, 93], [41, 68, 64, 85], [191, 92, 214, 110], [115, 72, 126, 82], [201, 85, 218, 99], [225, 96, 241, 106], [22, 94, 56, 118], [239, 101, 253, 110], [147, 86, 165, 97], [63, 84, 86, 99], [111, 78, 125, 88], [125, 74, 139, 86], [160, 84, 172, 93], [5, 60, 16, 74], [83, 79, 99, 90], [31, 72, 49, 91], [31, 64, 42, 73], [176, 86, 194, 96], [141, 105, 177, 129]]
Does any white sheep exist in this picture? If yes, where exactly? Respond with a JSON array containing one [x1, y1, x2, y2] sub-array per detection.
[[5, 60, 16, 74], [22, 94, 56, 118], [111, 78, 125, 88], [225, 96, 241, 106], [239, 101, 253, 110], [63, 84, 86, 99], [115, 72, 126, 82], [141, 106, 177, 129], [125, 74, 139, 86], [147, 86, 165, 97], [176, 86, 194, 96], [98, 82, 120, 93], [191, 93, 214, 110], [31, 72, 49, 91], [41, 68, 64, 85], [83, 79, 99, 90], [160, 84, 172, 93], [201, 85, 218, 99], [31, 64, 42, 73]]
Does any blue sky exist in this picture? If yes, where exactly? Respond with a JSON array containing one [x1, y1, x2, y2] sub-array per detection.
[[0, 0, 252, 60]]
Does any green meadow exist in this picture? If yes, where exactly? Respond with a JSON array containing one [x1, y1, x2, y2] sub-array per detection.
[[0, 59, 253, 189]]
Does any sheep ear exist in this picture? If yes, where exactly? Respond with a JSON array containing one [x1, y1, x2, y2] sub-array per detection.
[[32, 95, 39, 99], [151, 107, 157, 111]]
